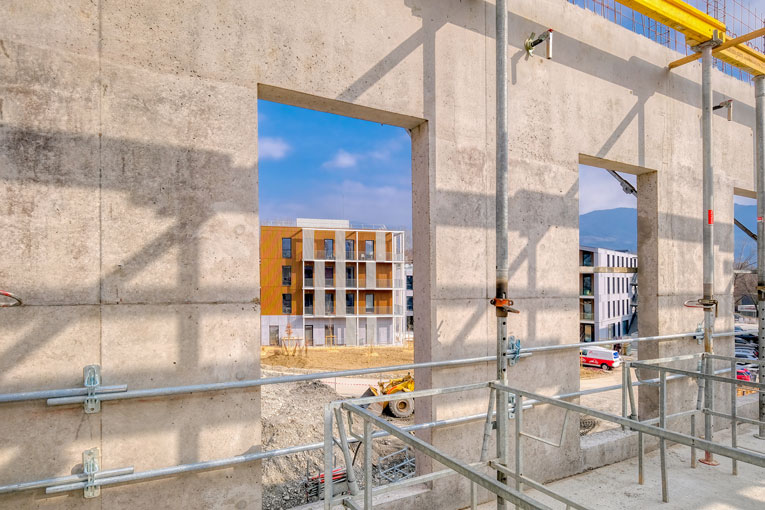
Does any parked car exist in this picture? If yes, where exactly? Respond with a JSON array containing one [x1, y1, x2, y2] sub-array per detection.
[[580, 347, 622, 371], [737, 368, 753, 382]]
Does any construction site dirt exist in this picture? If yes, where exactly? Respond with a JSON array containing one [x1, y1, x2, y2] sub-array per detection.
[[261, 372, 412, 510]]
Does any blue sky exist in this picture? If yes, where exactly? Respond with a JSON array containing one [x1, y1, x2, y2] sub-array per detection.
[[258, 100, 412, 230]]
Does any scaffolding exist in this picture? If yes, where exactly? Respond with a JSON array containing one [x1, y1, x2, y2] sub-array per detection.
[[2, 0, 765, 508]]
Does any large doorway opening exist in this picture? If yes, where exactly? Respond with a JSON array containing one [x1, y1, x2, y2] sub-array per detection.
[[256, 89, 420, 509], [578, 158, 638, 436]]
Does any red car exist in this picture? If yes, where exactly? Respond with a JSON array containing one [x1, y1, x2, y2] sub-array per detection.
[[737, 369, 752, 382]]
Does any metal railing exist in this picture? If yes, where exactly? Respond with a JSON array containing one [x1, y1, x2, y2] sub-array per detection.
[[0, 330, 742, 501], [580, 312, 594, 320], [305, 277, 314, 287], [314, 250, 336, 260], [346, 278, 357, 287]]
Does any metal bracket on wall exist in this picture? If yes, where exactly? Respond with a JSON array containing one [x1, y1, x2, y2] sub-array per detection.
[[82, 448, 100, 498], [524, 29, 553, 59], [83, 365, 101, 414], [713, 99, 733, 121]]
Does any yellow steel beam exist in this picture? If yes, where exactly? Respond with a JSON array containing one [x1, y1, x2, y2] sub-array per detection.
[[618, 0, 765, 75], [618, 0, 725, 46], [668, 27, 765, 69]]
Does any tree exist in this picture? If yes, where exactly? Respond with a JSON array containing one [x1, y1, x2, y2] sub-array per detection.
[[733, 242, 757, 316]]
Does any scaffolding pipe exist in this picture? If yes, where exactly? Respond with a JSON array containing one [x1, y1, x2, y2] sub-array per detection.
[[495, 1, 510, 508], [700, 43, 718, 466], [756, 74, 765, 440]]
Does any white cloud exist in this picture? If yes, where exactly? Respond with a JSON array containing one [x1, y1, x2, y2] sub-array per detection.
[[322, 149, 359, 169], [259, 137, 290, 160], [260, 180, 412, 228], [579, 165, 637, 214], [734, 195, 756, 206]]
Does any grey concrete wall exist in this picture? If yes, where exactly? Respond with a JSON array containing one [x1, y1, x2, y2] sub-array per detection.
[[0, 0, 757, 509]]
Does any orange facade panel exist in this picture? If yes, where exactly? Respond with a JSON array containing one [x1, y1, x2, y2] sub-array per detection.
[[261, 226, 302, 316]]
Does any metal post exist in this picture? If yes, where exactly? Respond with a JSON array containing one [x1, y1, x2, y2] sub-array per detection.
[[364, 419, 373, 509], [659, 371, 668, 502], [496, 1, 510, 509], [475, 388, 497, 509], [637, 431, 644, 485], [324, 405, 334, 510], [335, 408, 360, 495], [730, 359, 738, 475], [700, 43, 719, 466], [514, 393, 523, 510], [755, 74, 765, 440], [621, 363, 628, 430], [690, 413, 697, 468]]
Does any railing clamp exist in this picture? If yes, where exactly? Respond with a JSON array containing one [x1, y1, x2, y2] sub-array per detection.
[[82, 447, 100, 498], [83, 365, 101, 414], [506, 337, 522, 366], [508, 393, 516, 419], [683, 298, 718, 317], [524, 28, 553, 59], [490, 298, 520, 315]]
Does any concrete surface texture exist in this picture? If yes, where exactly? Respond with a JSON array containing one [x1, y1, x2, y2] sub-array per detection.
[[0, 0, 759, 509], [476, 424, 765, 510]]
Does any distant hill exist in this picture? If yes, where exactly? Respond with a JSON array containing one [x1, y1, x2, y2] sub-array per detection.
[[579, 207, 637, 252], [579, 204, 757, 260]]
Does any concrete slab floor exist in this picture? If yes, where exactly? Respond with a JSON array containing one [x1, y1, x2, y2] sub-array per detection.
[[476, 424, 765, 510]]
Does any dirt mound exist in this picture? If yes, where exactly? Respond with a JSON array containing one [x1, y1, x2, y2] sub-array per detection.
[[261, 375, 409, 509]]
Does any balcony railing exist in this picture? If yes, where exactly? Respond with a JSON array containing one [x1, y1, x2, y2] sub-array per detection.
[[345, 251, 356, 260], [580, 312, 594, 321], [358, 305, 403, 315], [313, 249, 335, 260], [581, 289, 593, 296], [304, 305, 314, 315], [359, 252, 376, 261], [346, 278, 357, 287], [325, 277, 334, 287], [304, 278, 314, 287], [346, 305, 356, 314]]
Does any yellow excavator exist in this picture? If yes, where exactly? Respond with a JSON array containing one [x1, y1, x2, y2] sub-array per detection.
[[361, 374, 415, 418]]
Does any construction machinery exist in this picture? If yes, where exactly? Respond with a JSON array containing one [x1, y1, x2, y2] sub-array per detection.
[[361, 374, 415, 418]]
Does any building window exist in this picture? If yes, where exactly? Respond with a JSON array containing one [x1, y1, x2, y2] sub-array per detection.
[[365, 240, 374, 259], [282, 265, 291, 286], [607, 254, 611, 266], [365, 293, 374, 313], [346, 292, 355, 313], [304, 265, 314, 285], [325, 265, 334, 286], [324, 239, 334, 259], [406, 296, 413, 311], [607, 277, 610, 294], [346, 239, 355, 259], [406, 275, 413, 290], [608, 301, 611, 318], [325, 324, 336, 345], [282, 238, 292, 258], [582, 274, 593, 296], [282, 293, 292, 314], [582, 251, 593, 267], [304, 293, 313, 314], [346, 265, 355, 286], [325, 292, 335, 314], [269, 325, 280, 346], [580, 324, 593, 342]]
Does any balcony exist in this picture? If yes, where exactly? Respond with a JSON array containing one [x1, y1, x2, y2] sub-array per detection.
[[304, 305, 314, 315], [346, 305, 356, 314], [346, 278, 357, 288], [345, 251, 356, 260], [580, 312, 594, 321], [325, 277, 334, 287], [358, 305, 403, 315], [359, 252, 376, 261], [313, 249, 335, 260], [304, 278, 314, 287], [580, 289, 593, 296]]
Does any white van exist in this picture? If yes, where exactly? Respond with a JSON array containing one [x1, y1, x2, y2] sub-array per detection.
[[580, 346, 622, 370]]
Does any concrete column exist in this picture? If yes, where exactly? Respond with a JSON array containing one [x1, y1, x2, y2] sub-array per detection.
[[335, 230, 345, 262], [366, 261, 376, 288], [303, 229, 315, 259], [315, 261, 325, 287], [375, 231, 386, 261], [345, 317, 358, 346]]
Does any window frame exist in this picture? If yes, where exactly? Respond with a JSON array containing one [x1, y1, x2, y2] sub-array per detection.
[[282, 237, 292, 258]]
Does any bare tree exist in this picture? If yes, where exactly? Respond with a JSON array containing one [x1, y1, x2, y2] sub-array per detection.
[[734, 242, 757, 315]]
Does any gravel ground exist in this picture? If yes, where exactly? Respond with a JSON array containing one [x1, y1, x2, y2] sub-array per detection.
[[261, 373, 412, 510]]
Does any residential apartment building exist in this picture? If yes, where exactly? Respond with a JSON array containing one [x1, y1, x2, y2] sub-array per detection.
[[579, 246, 637, 343], [260, 218, 406, 346], [405, 263, 413, 333]]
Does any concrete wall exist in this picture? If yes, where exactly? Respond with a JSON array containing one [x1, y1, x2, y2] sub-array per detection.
[[0, 0, 756, 509]]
